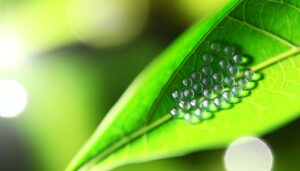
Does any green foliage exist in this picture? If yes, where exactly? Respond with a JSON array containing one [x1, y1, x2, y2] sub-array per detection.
[[67, 0, 300, 170]]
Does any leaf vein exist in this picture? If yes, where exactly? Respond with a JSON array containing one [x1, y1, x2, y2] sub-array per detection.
[[227, 15, 296, 47]]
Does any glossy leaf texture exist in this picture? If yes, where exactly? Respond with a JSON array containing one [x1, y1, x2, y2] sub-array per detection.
[[67, 0, 300, 170]]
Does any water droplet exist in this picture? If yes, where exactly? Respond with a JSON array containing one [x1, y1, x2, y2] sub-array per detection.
[[213, 84, 224, 95], [192, 83, 204, 94], [222, 91, 239, 103], [214, 97, 231, 109], [210, 41, 222, 53], [244, 69, 254, 81], [183, 89, 195, 100], [190, 98, 202, 108], [224, 45, 236, 57], [238, 79, 247, 88], [238, 78, 256, 90], [191, 72, 202, 82], [212, 73, 223, 83], [190, 99, 197, 107], [232, 85, 243, 97], [201, 66, 213, 76], [219, 59, 229, 69], [224, 76, 235, 87], [179, 100, 191, 111], [192, 108, 202, 117], [228, 65, 239, 75], [203, 89, 213, 99], [202, 78, 213, 87], [244, 69, 262, 81], [202, 53, 214, 64], [201, 99, 217, 112], [184, 112, 201, 124], [183, 78, 193, 87], [172, 90, 183, 101], [170, 108, 184, 118], [232, 54, 243, 64]]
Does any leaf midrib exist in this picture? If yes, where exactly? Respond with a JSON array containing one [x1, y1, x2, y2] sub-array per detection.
[[79, 3, 300, 170]]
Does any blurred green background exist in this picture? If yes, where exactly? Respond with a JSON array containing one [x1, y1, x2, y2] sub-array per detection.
[[0, 0, 299, 171]]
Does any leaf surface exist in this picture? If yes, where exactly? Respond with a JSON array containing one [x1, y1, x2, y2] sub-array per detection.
[[67, 0, 300, 170]]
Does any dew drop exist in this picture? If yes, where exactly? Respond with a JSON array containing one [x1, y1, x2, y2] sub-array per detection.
[[228, 65, 239, 75], [191, 72, 202, 82], [182, 78, 193, 87], [172, 90, 183, 101], [201, 66, 213, 76], [214, 97, 231, 109], [224, 76, 235, 87], [203, 89, 213, 99], [212, 73, 224, 83], [170, 108, 185, 118], [210, 41, 222, 53], [222, 91, 239, 103], [179, 100, 191, 111], [201, 99, 217, 112], [244, 69, 262, 81], [244, 69, 254, 81], [213, 84, 224, 95], [190, 99, 197, 107], [238, 78, 256, 90], [183, 89, 195, 100], [190, 98, 202, 108], [192, 83, 204, 94], [224, 45, 236, 57], [192, 108, 202, 117], [202, 78, 213, 87], [232, 85, 244, 97], [202, 53, 214, 64], [184, 112, 201, 124], [232, 54, 243, 64], [219, 59, 229, 69]]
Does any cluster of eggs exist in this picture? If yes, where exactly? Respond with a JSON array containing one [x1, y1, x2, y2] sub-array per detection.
[[170, 41, 261, 124]]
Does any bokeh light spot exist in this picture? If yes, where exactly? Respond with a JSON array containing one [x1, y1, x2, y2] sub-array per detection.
[[0, 32, 23, 67], [68, 0, 149, 47], [224, 136, 273, 171], [0, 80, 28, 118]]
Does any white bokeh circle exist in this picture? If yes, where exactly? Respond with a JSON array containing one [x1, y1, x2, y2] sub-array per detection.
[[0, 80, 28, 118], [224, 136, 273, 171]]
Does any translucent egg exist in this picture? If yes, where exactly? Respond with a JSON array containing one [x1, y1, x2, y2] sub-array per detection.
[[183, 88, 195, 100], [191, 72, 202, 82], [179, 100, 191, 111], [219, 59, 229, 69], [201, 66, 213, 76], [172, 90, 183, 101], [202, 53, 214, 64], [170, 108, 184, 118], [182, 78, 193, 87], [210, 41, 222, 53], [202, 78, 213, 87], [192, 83, 204, 94], [213, 73, 224, 83]]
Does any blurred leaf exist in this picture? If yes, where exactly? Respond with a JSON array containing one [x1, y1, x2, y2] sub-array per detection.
[[0, 0, 76, 55], [16, 56, 104, 171], [67, 0, 300, 170]]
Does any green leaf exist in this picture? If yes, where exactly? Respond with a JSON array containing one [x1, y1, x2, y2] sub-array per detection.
[[67, 0, 300, 170]]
